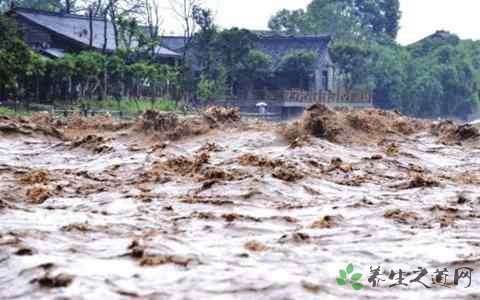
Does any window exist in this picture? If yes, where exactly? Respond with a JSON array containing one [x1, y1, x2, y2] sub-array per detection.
[[322, 70, 329, 90]]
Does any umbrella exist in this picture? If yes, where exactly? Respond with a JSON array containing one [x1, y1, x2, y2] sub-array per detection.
[[256, 102, 268, 107]]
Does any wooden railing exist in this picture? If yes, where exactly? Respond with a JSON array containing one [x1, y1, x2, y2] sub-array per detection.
[[224, 88, 372, 106], [283, 89, 372, 104]]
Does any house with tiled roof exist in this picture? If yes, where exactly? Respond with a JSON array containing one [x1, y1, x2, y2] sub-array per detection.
[[7, 6, 179, 62]]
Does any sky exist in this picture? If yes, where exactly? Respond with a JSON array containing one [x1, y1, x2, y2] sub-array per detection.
[[157, 0, 480, 45]]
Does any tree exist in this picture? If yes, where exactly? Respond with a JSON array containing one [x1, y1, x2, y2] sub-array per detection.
[[276, 50, 317, 89], [268, 9, 308, 35], [369, 44, 407, 109], [72, 51, 104, 98], [23, 52, 47, 102], [214, 28, 256, 92], [192, 5, 222, 79], [0, 0, 80, 13], [0, 15, 31, 101], [144, 0, 162, 57], [353, 0, 401, 40], [269, 0, 401, 42], [169, 0, 201, 61], [330, 42, 372, 92], [239, 50, 273, 83], [232, 49, 273, 97]]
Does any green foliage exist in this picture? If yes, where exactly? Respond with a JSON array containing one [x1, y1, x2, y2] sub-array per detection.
[[0, 106, 30, 117], [370, 45, 407, 108], [407, 31, 460, 59], [403, 42, 479, 118], [215, 28, 256, 84], [0, 14, 180, 105], [0, 15, 31, 92], [197, 76, 216, 102], [197, 69, 226, 102], [238, 49, 273, 84], [192, 23, 263, 97], [0, 0, 67, 13], [76, 98, 176, 113], [331, 43, 373, 91], [330, 36, 479, 119], [277, 50, 317, 74], [274, 50, 317, 90], [268, 9, 308, 35], [74, 52, 104, 81], [269, 0, 401, 42]]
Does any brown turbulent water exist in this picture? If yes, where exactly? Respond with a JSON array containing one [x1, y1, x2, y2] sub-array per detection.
[[0, 108, 480, 300]]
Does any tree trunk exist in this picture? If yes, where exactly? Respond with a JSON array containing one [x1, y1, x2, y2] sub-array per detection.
[[102, 67, 108, 100], [0, 84, 5, 102], [109, 9, 119, 49], [102, 12, 108, 54], [65, 0, 72, 13], [35, 76, 39, 102], [89, 8, 94, 48]]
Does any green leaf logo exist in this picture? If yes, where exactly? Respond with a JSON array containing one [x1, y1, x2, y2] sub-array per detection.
[[336, 263, 364, 291]]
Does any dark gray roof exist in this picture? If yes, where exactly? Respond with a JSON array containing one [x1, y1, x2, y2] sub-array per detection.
[[252, 32, 331, 65], [161, 31, 331, 65], [15, 7, 117, 51], [13, 7, 179, 57], [160, 36, 186, 51], [41, 48, 66, 58], [250, 30, 331, 41]]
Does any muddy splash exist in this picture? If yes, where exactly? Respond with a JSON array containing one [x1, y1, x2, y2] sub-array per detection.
[[1, 107, 480, 299]]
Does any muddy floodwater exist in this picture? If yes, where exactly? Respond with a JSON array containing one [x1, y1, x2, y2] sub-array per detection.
[[0, 107, 480, 299]]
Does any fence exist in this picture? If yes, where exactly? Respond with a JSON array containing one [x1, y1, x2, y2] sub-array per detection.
[[224, 88, 372, 107], [282, 89, 372, 105], [240, 112, 282, 122]]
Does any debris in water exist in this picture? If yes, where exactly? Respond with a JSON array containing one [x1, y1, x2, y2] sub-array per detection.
[[431, 120, 479, 144], [244, 240, 268, 252], [385, 143, 399, 157], [272, 165, 304, 182], [408, 175, 440, 189], [203, 106, 241, 126], [26, 185, 50, 204], [70, 135, 113, 153], [18, 170, 49, 185], [310, 215, 339, 229], [15, 246, 36, 256], [36, 273, 75, 288], [140, 110, 179, 131], [139, 255, 195, 267], [384, 209, 420, 225]]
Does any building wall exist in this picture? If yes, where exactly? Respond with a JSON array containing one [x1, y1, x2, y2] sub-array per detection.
[[13, 14, 53, 49], [12, 13, 91, 55], [314, 57, 335, 92]]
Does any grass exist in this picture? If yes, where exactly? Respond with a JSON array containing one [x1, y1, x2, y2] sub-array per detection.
[[75, 98, 177, 114], [0, 106, 31, 117], [0, 98, 177, 118]]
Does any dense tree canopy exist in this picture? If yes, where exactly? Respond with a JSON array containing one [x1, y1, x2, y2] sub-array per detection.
[[0, 15, 31, 100], [269, 0, 401, 42], [0, 0, 72, 13]]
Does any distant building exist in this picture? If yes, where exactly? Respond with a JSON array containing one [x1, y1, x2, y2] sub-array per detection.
[[161, 31, 336, 93], [408, 30, 461, 48], [7, 7, 179, 62], [251, 30, 335, 93]]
